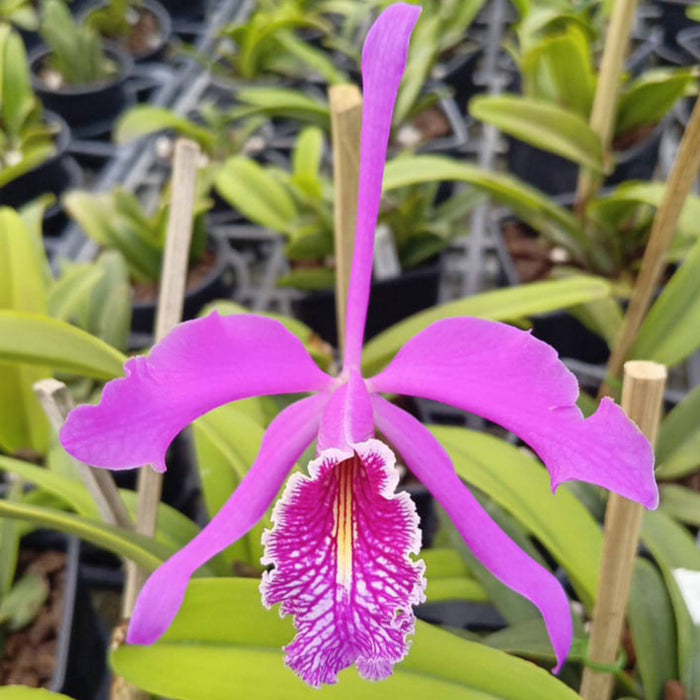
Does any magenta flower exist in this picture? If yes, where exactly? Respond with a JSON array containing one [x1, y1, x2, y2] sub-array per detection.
[[61, 3, 657, 687]]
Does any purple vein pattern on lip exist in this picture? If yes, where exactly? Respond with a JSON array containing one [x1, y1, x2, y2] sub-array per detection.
[[261, 441, 425, 687], [59, 1, 658, 687]]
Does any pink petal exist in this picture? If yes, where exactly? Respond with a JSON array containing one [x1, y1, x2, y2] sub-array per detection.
[[370, 318, 658, 509], [127, 393, 327, 646], [372, 396, 572, 673], [343, 3, 421, 371], [317, 371, 374, 452], [61, 312, 331, 471], [261, 440, 426, 687]]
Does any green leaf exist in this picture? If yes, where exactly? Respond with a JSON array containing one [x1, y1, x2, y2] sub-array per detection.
[[0, 687, 73, 699], [591, 182, 700, 241], [616, 69, 697, 136], [0, 453, 226, 573], [277, 267, 335, 291], [231, 87, 330, 130], [0, 208, 49, 453], [216, 156, 298, 234], [0, 499, 174, 573], [659, 484, 700, 527], [520, 26, 595, 118], [0, 311, 126, 379], [362, 276, 611, 374], [114, 106, 217, 152], [632, 236, 700, 367], [486, 619, 584, 664], [0, 573, 49, 631], [383, 155, 588, 260], [641, 510, 700, 695], [432, 427, 603, 607], [470, 95, 604, 172], [628, 558, 679, 700], [656, 384, 700, 479], [291, 127, 324, 200], [48, 262, 104, 323], [112, 578, 580, 700], [192, 404, 267, 567], [64, 189, 164, 282]]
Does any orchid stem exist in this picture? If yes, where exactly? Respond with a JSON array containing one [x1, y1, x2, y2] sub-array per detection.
[[574, 0, 638, 217], [599, 94, 700, 398], [580, 361, 666, 700], [124, 139, 201, 618], [329, 84, 363, 355], [34, 378, 133, 529]]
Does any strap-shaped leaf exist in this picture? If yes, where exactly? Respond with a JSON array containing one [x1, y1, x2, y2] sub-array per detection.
[[0, 311, 126, 379], [216, 156, 298, 235], [383, 154, 588, 259], [641, 511, 700, 697], [431, 427, 602, 608], [112, 578, 580, 700], [656, 385, 700, 480], [470, 95, 604, 172], [632, 237, 700, 367], [362, 276, 610, 374]]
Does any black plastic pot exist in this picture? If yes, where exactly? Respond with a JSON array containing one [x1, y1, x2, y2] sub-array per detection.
[[159, 0, 205, 19], [0, 112, 84, 236], [131, 234, 237, 335], [291, 260, 442, 348], [80, 0, 173, 63], [506, 122, 663, 197], [14, 535, 108, 699], [30, 43, 134, 138]]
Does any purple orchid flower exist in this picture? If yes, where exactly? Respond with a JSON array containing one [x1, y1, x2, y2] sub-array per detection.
[[61, 3, 658, 688]]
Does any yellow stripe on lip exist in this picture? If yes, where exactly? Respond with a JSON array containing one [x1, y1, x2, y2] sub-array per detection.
[[333, 457, 357, 589]]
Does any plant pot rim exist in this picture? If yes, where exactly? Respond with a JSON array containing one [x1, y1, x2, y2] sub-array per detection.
[[78, 0, 173, 62], [29, 41, 134, 97], [131, 232, 232, 312]]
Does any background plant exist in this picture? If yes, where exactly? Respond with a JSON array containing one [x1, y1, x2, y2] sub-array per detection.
[[40, 0, 118, 86], [0, 26, 57, 190]]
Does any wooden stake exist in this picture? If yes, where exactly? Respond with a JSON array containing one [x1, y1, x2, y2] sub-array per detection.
[[580, 361, 666, 700], [34, 378, 132, 529], [600, 94, 700, 397], [329, 84, 362, 352], [575, 0, 639, 215], [123, 139, 201, 616]]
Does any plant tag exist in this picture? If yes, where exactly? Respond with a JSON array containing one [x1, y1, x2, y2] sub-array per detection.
[[673, 568, 700, 625], [373, 225, 401, 281]]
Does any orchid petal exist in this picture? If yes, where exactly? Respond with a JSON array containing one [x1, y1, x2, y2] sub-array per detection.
[[261, 439, 426, 687], [318, 371, 374, 453], [61, 312, 331, 471], [371, 318, 658, 508], [372, 396, 572, 673], [127, 393, 327, 646], [343, 3, 420, 371]]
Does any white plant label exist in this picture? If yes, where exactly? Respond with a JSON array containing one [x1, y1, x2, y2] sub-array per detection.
[[373, 224, 401, 281], [673, 568, 700, 625]]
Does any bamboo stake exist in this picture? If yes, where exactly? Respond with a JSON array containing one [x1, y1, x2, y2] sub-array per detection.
[[575, 0, 639, 215], [329, 84, 362, 353], [34, 378, 132, 529], [599, 95, 700, 398], [580, 361, 666, 700], [123, 139, 201, 616]]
